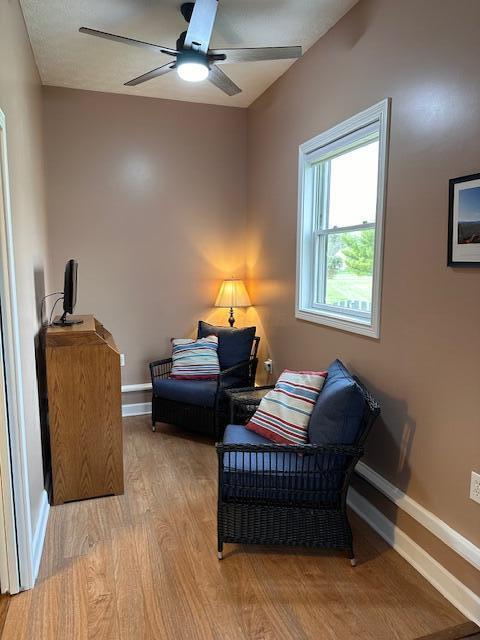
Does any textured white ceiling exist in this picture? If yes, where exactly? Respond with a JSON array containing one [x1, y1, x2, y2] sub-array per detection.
[[20, 0, 357, 108]]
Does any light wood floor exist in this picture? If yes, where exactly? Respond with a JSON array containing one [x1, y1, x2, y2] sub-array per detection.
[[1, 416, 467, 639]]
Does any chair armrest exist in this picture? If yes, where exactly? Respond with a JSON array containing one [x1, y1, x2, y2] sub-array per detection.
[[219, 359, 251, 378], [224, 385, 274, 424], [219, 355, 260, 389], [149, 357, 172, 382]]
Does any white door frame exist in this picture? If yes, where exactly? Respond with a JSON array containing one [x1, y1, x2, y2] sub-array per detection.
[[0, 108, 35, 593]]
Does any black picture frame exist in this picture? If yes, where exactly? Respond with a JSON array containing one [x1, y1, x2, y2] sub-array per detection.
[[448, 172, 480, 267]]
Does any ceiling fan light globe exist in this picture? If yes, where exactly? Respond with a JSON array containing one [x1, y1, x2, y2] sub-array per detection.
[[177, 62, 209, 83]]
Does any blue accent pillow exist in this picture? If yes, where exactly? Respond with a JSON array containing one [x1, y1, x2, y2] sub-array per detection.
[[308, 359, 365, 445], [197, 321, 256, 370]]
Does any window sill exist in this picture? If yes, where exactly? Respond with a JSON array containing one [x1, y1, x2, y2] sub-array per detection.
[[295, 307, 380, 339]]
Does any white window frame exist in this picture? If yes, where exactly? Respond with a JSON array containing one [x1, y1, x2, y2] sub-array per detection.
[[296, 99, 391, 338]]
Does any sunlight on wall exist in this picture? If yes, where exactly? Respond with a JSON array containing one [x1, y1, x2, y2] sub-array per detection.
[[245, 305, 273, 386], [119, 153, 158, 195], [402, 81, 469, 136], [245, 224, 291, 383], [174, 221, 276, 384], [187, 225, 246, 279]]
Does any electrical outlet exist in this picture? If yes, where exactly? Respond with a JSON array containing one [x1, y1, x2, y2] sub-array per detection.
[[120, 353, 126, 367], [470, 471, 480, 505], [264, 358, 273, 374]]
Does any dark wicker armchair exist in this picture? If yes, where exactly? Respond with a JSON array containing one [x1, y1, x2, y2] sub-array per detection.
[[216, 378, 380, 564], [150, 334, 260, 439]]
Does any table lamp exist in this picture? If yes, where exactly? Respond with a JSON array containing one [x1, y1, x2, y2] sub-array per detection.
[[215, 278, 251, 327]]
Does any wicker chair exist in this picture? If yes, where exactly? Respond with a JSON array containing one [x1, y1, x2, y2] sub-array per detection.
[[149, 334, 260, 439], [216, 377, 380, 564]]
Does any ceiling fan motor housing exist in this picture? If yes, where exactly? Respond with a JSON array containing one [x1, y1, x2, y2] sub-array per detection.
[[177, 49, 209, 69]]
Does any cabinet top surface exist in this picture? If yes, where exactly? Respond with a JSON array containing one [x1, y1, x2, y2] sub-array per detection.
[[47, 315, 96, 335]]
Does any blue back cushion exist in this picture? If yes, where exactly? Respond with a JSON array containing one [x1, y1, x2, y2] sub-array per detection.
[[308, 359, 365, 445], [197, 321, 256, 370]]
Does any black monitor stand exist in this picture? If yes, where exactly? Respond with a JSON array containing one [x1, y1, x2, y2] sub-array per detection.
[[53, 311, 84, 326]]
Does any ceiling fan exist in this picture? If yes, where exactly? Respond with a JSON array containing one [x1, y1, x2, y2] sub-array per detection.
[[79, 0, 302, 96]]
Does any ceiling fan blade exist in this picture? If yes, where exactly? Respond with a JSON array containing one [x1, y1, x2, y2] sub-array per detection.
[[209, 46, 302, 64], [79, 27, 177, 57], [184, 0, 218, 53], [124, 62, 176, 86], [208, 65, 241, 96]]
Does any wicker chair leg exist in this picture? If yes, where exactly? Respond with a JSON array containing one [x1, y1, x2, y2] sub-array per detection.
[[347, 547, 357, 566], [217, 539, 223, 560], [151, 396, 157, 431]]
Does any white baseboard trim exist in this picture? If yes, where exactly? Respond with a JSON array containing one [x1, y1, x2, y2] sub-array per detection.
[[355, 461, 480, 571], [348, 487, 480, 624], [121, 383, 152, 393], [122, 402, 152, 417], [31, 489, 49, 583]]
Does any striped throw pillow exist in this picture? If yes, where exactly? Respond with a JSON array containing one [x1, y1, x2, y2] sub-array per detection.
[[246, 369, 327, 445], [170, 335, 220, 380]]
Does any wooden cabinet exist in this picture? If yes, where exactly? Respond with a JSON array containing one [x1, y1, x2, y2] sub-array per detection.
[[45, 315, 124, 505]]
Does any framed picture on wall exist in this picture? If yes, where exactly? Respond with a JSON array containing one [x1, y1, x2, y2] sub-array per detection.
[[448, 172, 480, 266]]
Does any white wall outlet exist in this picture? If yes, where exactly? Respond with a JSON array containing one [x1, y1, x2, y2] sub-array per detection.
[[470, 471, 480, 505], [120, 353, 126, 367], [264, 358, 273, 374]]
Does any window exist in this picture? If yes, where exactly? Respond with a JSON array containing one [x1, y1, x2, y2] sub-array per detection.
[[296, 99, 390, 338]]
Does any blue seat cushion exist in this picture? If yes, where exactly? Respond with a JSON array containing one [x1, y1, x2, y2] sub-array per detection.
[[197, 321, 256, 370], [153, 377, 217, 408], [222, 424, 345, 503], [308, 359, 365, 446]]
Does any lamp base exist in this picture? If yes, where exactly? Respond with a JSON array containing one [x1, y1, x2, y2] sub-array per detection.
[[228, 307, 235, 327]]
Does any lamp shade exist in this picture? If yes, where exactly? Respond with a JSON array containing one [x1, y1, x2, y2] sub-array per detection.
[[215, 279, 251, 309]]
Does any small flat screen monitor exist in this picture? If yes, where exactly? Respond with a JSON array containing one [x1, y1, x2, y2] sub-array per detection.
[[53, 259, 83, 325]]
